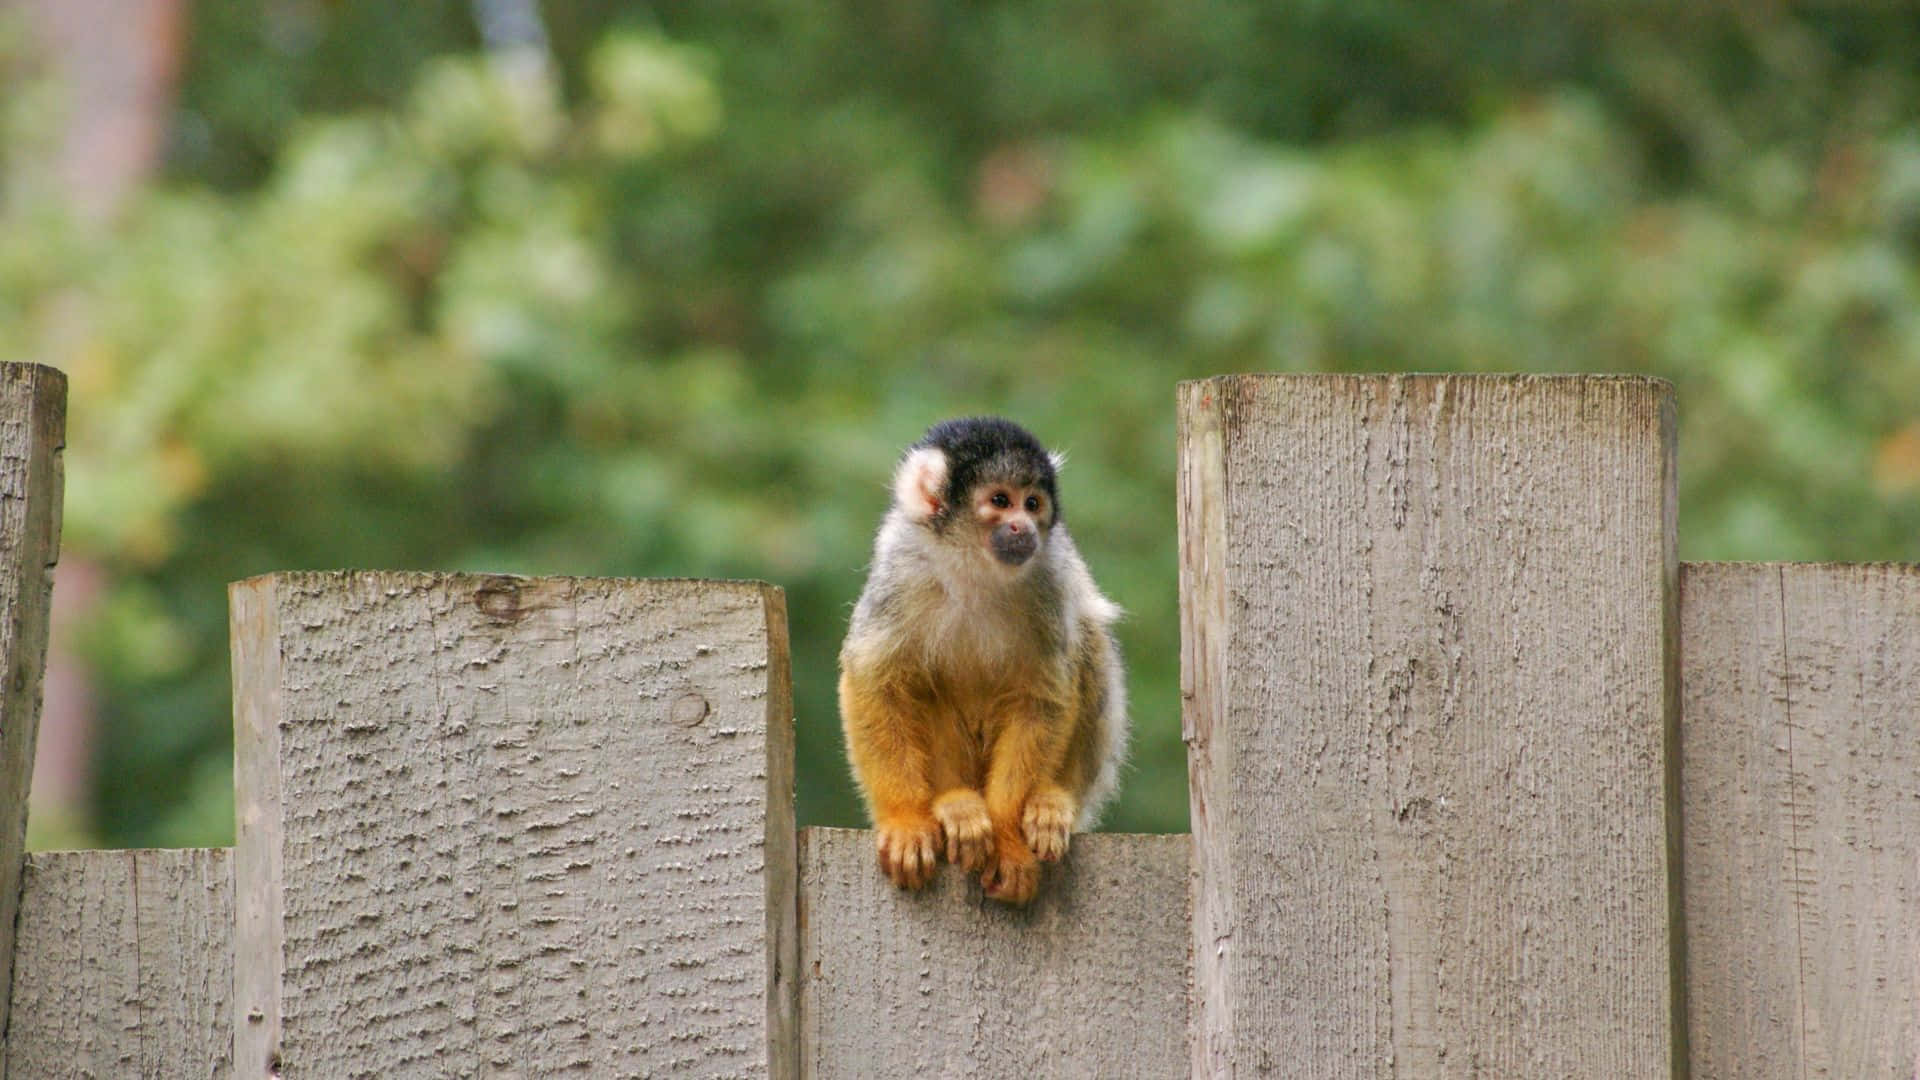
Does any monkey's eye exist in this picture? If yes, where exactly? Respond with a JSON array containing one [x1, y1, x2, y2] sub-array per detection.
[[1024, 495, 1041, 513], [990, 492, 1011, 509]]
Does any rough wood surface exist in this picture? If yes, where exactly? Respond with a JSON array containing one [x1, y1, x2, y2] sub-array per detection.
[[231, 573, 795, 1079], [0, 362, 65, 1048], [1681, 562, 1920, 1079], [1178, 374, 1679, 1077], [6, 848, 233, 1079], [797, 828, 1188, 1079]]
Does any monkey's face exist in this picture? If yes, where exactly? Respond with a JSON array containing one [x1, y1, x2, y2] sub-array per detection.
[[969, 481, 1050, 568], [889, 419, 1063, 576]]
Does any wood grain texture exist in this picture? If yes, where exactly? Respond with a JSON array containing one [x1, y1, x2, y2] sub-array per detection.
[[6, 848, 234, 1080], [1681, 562, 1920, 1079], [0, 362, 64, 1048], [1178, 374, 1678, 1077], [230, 573, 795, 1079], [797, 828, 1188, 1079]]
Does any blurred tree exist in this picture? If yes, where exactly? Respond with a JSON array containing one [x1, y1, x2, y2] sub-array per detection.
[[3, 0, 186, 849], [0, 2, 1914, 848]]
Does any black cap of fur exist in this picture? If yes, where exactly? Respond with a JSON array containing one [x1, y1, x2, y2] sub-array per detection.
[[916, 417, 1060, 523]]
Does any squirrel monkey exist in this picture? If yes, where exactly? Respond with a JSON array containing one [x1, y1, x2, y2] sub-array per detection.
[[839, 417, 1127, 905]]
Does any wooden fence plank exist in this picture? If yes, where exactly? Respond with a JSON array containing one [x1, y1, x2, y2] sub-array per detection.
[[0, 362, 64, 1049], [6, 848, 233, 1079], [1681, 562, 1920, 1078], [231, 573, 796, 1079], [797, 828, 1188, 1079], [1178, 374, 1679, 1077]]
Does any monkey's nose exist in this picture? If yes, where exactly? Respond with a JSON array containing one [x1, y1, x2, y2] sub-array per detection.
[[991, 524, 1038, 565]]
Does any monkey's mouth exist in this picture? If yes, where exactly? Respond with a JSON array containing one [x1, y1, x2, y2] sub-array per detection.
[[990, 527, 1037, 566]]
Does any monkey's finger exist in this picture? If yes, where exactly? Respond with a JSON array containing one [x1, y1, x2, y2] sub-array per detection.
[[917, 833, 938, 885], [894, 852, 922, 889], [889, 835, 920, 888], [877, 831, 910, 888]]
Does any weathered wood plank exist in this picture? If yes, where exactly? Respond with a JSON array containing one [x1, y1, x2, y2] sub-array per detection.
[[0, 363, 64, 1048], [231, 573, 796, 1079], [797, 828, 1188, 1079], [6, 848, 234, 1079], [1178, 374, 1679, 1077], [1681, 562, 1920, 1079]]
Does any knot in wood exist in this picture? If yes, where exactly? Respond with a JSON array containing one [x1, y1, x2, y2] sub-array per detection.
[[671, 691, 710, 727], [472, 576, 531, 622]]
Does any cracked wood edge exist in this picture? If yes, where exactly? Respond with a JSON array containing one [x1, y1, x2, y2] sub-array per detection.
[[0, 363, 64, 1054]]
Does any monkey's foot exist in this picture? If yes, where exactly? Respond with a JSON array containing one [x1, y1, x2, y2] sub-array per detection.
[[932, 789, 992, 872], [981, 838, 1041, 905], [1022, 788, 1075, 863], [874, 814, 942, 890]]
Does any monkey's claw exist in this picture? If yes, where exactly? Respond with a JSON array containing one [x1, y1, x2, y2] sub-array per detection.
[[1022, 789, 1074, 862], [981, 841, 1041, 905], [932, 790, 992, 872], [875, 815, 942, 890]]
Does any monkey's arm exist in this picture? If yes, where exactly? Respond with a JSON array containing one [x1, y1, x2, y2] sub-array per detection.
[[838, 667, 948, 889]]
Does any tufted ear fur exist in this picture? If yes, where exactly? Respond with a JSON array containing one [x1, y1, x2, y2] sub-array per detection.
[[892, 446, 949, 522]]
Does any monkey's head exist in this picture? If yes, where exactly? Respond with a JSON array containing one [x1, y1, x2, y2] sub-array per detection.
[[892, 417, 1062, 571]]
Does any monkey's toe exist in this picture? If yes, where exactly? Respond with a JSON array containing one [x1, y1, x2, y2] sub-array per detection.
[[981, 839, 1041, 905], [1022, 789, 1074, 863], [932, 789, 992, 872], [875, 816, 941, 890]]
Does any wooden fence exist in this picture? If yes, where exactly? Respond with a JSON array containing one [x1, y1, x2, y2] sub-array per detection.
[[0, 364, 1913, 1078]]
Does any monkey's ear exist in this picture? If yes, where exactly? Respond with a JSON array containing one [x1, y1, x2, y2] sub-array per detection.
[[893, 447, 948, 522], [1049, 450, 1068, 472]]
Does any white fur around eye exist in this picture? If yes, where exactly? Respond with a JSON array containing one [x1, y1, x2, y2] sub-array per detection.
[[892, 447, 949, 522]]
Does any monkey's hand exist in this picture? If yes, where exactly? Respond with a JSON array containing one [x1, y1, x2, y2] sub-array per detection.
[[931, 789, 992, 872], [980, 825, 1041, 905], [874, 812, 942, 890], [1022, 786, 1075, 863]]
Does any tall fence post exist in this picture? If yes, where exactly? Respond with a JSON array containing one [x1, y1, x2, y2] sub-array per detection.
[[230, 573, 796, 1078], [1178, 374, 1680, 1076], [1681, 562, 1920, 1076], [0, 363, 64, 1051]]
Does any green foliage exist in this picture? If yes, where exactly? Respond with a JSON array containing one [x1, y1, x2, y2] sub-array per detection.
[[2, 4, 1916, 847]]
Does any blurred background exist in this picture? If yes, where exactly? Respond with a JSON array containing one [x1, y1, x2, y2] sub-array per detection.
[[1, 1, 1916, 850]]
